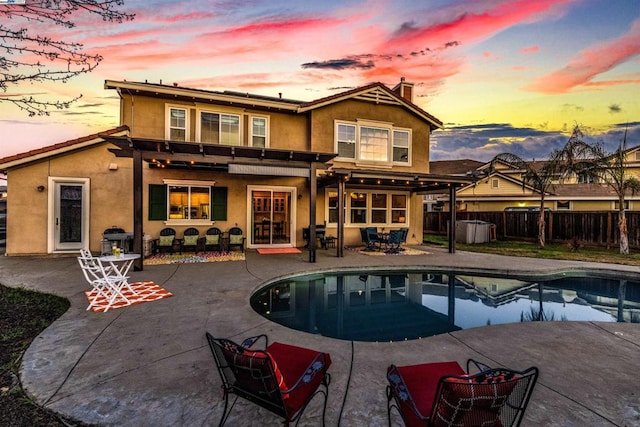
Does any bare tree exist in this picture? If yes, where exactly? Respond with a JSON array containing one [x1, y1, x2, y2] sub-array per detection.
[[1, 0, 134, 116], [560, 125, 640, 254]]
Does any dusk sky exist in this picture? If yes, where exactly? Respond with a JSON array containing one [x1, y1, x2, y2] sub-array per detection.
[[1, 0, 639, 162]]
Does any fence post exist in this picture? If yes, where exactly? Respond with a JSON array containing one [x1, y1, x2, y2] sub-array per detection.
[[606, 211, 612, 249], [548, 211, 553, 242]]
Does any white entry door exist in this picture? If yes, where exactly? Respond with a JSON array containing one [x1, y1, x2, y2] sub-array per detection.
[[50, 178, 89, 252]]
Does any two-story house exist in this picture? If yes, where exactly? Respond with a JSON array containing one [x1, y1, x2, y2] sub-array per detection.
[[0, 78, 470, 261]]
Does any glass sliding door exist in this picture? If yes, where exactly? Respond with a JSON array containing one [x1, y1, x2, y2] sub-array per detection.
[[249, 187, 294, 247]]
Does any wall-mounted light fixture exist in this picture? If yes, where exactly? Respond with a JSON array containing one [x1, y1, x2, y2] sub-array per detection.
[[37, 185, 45, 192], [108, 163, 118, 170]]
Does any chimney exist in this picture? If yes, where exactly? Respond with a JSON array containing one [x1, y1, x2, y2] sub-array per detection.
[[392, 77, 414, 103]]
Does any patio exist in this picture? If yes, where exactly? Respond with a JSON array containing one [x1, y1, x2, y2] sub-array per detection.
[[3, 247, 639, 426]]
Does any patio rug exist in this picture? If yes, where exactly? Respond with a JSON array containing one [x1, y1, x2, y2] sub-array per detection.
[[143, 251, 245, 265], [353, 247, 431, 256], [256, 248, 302, 254], [85, 281, 173, 313]]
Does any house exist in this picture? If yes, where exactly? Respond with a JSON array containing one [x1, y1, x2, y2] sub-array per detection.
[[434, 149, 640, 212], [0, 78, 471, 262]]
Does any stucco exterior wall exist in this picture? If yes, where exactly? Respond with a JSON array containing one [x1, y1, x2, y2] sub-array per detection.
[[5, 143, 133, 255]]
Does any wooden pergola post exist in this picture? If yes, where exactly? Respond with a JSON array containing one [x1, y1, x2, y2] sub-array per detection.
[[449, 184, 456, 253], [309, 163, 317, 263], [337, 177, 345, 257], [133, 149, 143, 271]]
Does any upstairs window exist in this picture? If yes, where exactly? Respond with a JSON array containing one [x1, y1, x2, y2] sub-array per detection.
[[167, 107, 188, 141], [335, 120, 411, 165], [251, 116, 268, 147], [199, 111, 240, 145]]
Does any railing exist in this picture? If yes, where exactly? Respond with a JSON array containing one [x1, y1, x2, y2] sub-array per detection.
[[424, 210, 640, 248]]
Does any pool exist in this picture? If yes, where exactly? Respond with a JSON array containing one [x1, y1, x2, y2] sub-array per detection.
[[250, 269, 640, 342]]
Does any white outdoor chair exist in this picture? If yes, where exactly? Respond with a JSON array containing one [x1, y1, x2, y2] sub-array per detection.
[[77, 256, 132, 311]]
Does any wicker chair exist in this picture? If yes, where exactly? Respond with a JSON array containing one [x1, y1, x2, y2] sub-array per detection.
[[206, 332, 331, 426], [203, 227, 223, 252], [227, 227, 245, 252], [181, 227, 200, 254], [386, 359, 538, 427]]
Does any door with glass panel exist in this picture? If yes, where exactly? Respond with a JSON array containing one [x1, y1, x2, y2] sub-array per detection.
[[53, 181, 87, 251], [250, 188, 293, 247]]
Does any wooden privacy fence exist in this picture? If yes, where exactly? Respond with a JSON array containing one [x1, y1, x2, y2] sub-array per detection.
[[424, 210, 640, 248]]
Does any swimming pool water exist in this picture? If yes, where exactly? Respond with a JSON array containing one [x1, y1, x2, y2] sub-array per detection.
[[250, 270, 640, 342]]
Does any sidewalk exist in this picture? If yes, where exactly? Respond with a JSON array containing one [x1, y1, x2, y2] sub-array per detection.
[[2, 247, 639, 426]]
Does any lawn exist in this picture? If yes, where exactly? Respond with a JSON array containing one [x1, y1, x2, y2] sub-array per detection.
[[0, 284, 91, 426], [423, 233, 640, 267]]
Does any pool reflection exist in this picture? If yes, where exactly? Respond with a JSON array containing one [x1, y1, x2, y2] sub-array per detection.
[[250, 272, 640, 342]]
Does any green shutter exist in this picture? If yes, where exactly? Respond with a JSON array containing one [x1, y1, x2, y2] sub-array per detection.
[[148, 184, 167, 220], [211, 187, 227, 221]]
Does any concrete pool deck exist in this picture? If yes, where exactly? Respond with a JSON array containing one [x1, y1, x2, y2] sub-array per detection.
[[2, 246, 639, 426]]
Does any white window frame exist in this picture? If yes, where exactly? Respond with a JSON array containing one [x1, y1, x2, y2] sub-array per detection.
[[613, 200, 631, 211], [196, 109, 242, 146], [163, 179, 215, 226], [326, 189, 410, 227], [334, 119, 412, 166], [249, 115, 269, 147], [166, 105, 189, 141], [392, 128, 412, 165], [491, 179, 499, 189]]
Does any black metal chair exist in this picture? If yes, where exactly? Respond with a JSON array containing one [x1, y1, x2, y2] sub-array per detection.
[[385, 229, 404, 254], [181, 227, 200, 254], [387, 359, 539, 427], [203, 227, 223, 252], [360, 227, 381, 251], [153, 227, 176, 254], [228, 227, 245, 252], [206, 332, 332, 426]]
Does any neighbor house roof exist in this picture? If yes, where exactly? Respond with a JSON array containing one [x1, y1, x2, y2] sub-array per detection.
[[429, 159, 484, 175], [0, 126, 129, 170]]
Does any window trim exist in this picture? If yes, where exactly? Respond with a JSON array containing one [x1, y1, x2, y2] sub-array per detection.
[[334, 119, 412, 166], [249, 115, 270, 148], [556, 200, 571, 210], [326, 189, 409, 227], [165, 105, 190, 141], [162, 179, 217, 226], [195, 108, 242, 145]]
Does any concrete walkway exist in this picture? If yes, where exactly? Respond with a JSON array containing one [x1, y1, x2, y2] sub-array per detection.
[[2, 247, 639, 426]]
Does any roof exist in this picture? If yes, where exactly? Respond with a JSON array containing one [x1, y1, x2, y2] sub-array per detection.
[[105, 79, 444, 130], [298, 82, 443, 130], [429, 159, 484, 175], [0, 126, 129, 170]]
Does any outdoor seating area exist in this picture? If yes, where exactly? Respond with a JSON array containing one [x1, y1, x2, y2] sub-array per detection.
[[152, 226, 246, 254], [360, 227, 408, 253], [386, 359, 539, 427], [206, 332, 332, 426]]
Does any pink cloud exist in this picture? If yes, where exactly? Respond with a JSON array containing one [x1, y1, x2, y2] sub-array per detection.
[[520, 45, 540, 54], [525, 19, 640, 93], [382, 0, 573, 52]]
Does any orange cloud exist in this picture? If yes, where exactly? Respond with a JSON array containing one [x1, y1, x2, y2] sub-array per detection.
[[525, 19, 640, 93]]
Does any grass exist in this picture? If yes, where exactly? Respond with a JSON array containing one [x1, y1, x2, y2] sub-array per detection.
[[423, 233, 640, 266], [0, 284, 91, 426]]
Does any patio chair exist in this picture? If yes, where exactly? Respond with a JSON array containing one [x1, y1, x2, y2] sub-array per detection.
[[154, 228, 177, 254], [385, 229, 404, 254], [203, 227, 223, 252], [181, 227, 200, 254], [228, 226, 245, 252], [386, 359, 539, 427], [360, 227, 381, 251], [205, 332, 332, 426], [78, 255, 132, 311]]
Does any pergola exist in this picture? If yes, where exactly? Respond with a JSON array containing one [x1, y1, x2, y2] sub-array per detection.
[[103, 135, 471, 269]]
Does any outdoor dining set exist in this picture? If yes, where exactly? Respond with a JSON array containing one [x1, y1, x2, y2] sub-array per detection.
[[360, 227, 409, 253]]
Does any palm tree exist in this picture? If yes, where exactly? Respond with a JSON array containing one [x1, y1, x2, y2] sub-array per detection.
[[560, 125, 640, 254], [490, 151, 563, 249]]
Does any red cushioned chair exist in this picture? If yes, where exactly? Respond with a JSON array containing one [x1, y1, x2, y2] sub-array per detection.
[[206, 332, 331, 426], [386, 359, 538, 427]]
